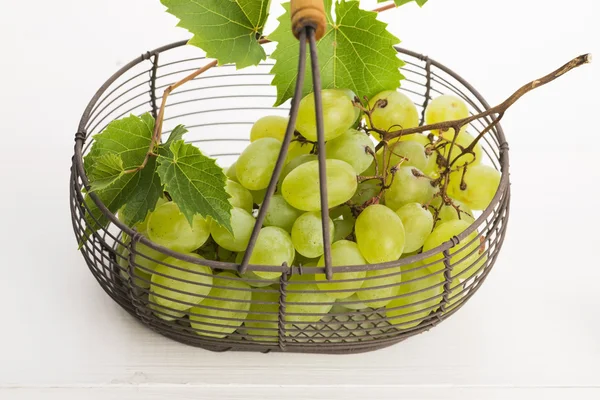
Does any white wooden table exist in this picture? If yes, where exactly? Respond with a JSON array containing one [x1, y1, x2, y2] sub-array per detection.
[[1, 0, 598, 398]]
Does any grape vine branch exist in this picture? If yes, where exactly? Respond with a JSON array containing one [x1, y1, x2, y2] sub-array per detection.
[[378, 53, 592, 147], [353, 53, 591, 221]]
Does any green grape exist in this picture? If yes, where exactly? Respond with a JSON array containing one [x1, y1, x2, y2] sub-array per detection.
[[461, 251, 488, 282], [425, 94, 470, 135], [226, 180, 253, 213], [285, 274, 334, 329], [362, 159, 377, 177], [296, 89, 360, 142], [118, 239, 167, 286], [439, 128, 483, 166], [294, 254, 319, 267], [445, 278, 467, 311], [225, 161, 239, 183], [151, 254, 213, 312], [325, 129, 375, 174], [282, 159, 358, 211], [240, 269, 279, 287], [285, 141, 314, 164], [355, 204, 405, 264], [148, 293, 186, 322], [118, 228, 168, 274], [336, 294, 369, 310], [250, 115, 288, 142], [395, 203, 434, 253], [236, 137, 281, 191], [429, 197, 475, 226], [448, 164, 501, 211], [367, 91, 419, 139], [384, 139, 436, 176], [117, 197, 167, 231], [210, 207, 255, 252], [147, 202, 210, 252], [279, 154, 317, 188], [333, 219, 353, 242], [356, 266, 402, 308], [332, 205, 355, 242], [291, 211, 335, 259], [422, 220, 481, 279], [245, 287, 280, 341], [246, 226, 295, 280], [118, 243, 154, 289], [386, 261, 444, 329], [237, 250, 279, 287], [315, 240, 367, 299], [250, 188, 267, 205], [384, 166, 437, 210], [120, 265, 152, 289], [351, 181, 381, 206], [261, 194, 303, 232], [189, 272, 252, 338]]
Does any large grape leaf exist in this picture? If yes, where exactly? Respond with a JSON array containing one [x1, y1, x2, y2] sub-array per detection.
[[270, 0, 403, 106], [377, 0, 428, 6], [157, 140, 232, 232], [87, 153, 125, 192], [161, 0, 271, 69], [83, 157, 162, 236], [163, 124, 188, 149], [82, 113, 162, 231]]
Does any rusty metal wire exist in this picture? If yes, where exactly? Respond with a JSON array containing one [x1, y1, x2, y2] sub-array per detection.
[[70, 38, 510, 354]]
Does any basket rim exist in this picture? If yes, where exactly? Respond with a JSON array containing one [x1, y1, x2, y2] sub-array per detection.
[[72, 39, 510, 275]]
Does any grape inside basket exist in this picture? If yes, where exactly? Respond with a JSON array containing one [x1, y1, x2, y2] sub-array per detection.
[[70, 40, 510, 354]]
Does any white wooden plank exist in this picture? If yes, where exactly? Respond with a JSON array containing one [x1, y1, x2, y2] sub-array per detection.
[[2, 386, 600, 400]]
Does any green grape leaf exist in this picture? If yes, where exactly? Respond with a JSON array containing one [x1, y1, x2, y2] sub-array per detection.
[[163, 124, 188, 149], [81, 113, 162, 238], [120, 158, 164, 228], [161, 0, 271, 68], [83, 157, 162, 234], [377, 0, 428, 6], [87, 153, 125, 192], [157, 140, 232, 232], [270, 0, 404, 106]]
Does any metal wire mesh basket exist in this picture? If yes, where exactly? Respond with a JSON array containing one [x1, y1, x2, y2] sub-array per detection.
[[70, 39, 510, 354]]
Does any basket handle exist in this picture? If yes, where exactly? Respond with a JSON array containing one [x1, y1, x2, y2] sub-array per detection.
[[290, 0, 327, 41]]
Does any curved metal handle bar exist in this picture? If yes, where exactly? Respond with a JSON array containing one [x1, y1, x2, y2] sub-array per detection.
[[238, 27, 334, 281], [238, 28, 307, 274], [307, 28, 333, 280]]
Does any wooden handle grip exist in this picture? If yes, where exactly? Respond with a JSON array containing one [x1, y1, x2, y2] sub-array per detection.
[[290, 0, 327, 41]]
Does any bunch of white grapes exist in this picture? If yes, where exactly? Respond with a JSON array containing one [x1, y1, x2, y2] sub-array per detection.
[[117, 88, 499, 340]]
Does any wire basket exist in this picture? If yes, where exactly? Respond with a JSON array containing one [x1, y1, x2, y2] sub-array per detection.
[[70, 39, 510, 354]]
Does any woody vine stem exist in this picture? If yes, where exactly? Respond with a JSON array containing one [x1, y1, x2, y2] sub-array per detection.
[[352, 53, 591, 221]]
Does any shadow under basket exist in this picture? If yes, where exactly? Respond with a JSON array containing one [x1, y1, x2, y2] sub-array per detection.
[[70, 40, 510, 354]]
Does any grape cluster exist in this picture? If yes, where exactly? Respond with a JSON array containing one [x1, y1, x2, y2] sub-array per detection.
[[117, 89, 499, 339]]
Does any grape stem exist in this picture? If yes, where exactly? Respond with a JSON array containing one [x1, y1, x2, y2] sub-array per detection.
[[357, 175, 383, 183], [122, 59, 219, 175], [377, 53, 592, 147], [357, 53, 591, 225], [364, 146, 379, 176]]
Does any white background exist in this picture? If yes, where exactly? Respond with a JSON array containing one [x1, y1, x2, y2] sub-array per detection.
[[0, 0, 599, 399]]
